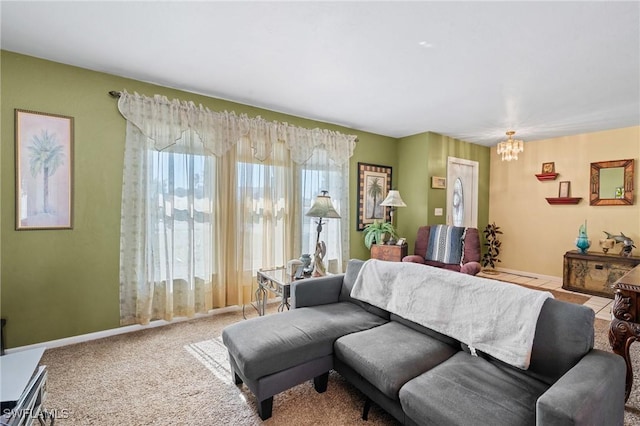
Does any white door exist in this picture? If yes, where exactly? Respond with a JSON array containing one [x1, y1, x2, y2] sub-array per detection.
[[446, 157, 478, 228]]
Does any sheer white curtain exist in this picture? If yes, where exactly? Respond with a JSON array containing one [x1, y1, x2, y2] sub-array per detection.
[[117, 91, 356, 324], [119, 122, 215, 325]]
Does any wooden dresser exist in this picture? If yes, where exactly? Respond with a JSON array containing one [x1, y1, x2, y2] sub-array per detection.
[[563, 250, 640, 298], [371, 244, 408, 262], [609, 265, 640, 401]]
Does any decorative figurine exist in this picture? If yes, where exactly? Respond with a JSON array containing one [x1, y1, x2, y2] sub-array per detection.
[[603, 231, 636, 257], [312, 241, 327, 277], [575, 221, 591, 254], [599, 238, 615, 254]]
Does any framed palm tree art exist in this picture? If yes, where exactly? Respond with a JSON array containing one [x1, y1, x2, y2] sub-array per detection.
[[15, 109, 74, 230], [357, 162, 392, 231]]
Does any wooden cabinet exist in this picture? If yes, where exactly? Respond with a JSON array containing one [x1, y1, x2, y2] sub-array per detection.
[[563, 250, 640, 298], [371, 244, 408, 262]]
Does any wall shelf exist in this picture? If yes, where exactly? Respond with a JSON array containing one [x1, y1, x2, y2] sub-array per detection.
[[535, 173, 559, 181], [545, 197, 582, 205]]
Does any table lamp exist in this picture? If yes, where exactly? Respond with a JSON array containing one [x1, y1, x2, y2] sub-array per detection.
[[380, 190, 406, 245], [305, 191, 341, 276]]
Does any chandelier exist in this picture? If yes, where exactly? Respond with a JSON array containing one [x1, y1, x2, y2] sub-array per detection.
[[496, 130, 524, 161]]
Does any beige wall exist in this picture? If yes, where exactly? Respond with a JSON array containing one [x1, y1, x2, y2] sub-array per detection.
[[489, 126, 640, 278]]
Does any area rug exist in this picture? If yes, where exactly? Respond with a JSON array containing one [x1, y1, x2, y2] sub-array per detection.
[[185, 336, 233, 386]]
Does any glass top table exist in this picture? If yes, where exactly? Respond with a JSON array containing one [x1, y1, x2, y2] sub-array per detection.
[[243, 267, 298, 318]]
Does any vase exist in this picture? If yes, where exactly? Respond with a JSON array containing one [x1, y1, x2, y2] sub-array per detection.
[[300, 254, 312, 275], [575, 236, 591, 254]]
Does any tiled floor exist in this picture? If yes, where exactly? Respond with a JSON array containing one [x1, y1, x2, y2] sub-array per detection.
[[477, 271, 613, 321]]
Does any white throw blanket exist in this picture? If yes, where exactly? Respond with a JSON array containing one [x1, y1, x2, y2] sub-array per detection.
[[350, 259, 553, 369]]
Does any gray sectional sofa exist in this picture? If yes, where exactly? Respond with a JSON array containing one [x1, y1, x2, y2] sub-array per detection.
[[222, 259, 626, 425]]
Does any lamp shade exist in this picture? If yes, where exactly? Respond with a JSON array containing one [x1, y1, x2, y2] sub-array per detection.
[[305, 191, 341, 218], [380, 190, 407, 208]]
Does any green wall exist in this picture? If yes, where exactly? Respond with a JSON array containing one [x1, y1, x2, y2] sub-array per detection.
[[397, 132, 491, 252], [0, 51, 397, 348], [1, 51, 488, 348], [349, 139, 400, 260], [396, 133, 429, 249]]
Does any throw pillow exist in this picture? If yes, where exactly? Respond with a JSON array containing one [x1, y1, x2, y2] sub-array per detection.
[[425, 225, 467, 265]]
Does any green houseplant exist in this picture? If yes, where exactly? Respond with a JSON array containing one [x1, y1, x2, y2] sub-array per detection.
[[481, 222, 503, 273], [363, 220, 398, 249]]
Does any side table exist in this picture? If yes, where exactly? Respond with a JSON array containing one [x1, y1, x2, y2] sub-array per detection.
[[243, 267, 294, 318], [609, 265, 640, 401], [371, 244, 408, 262]]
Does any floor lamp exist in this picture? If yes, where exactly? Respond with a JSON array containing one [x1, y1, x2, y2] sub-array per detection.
[[305, 191, 341, 276], [380, 190, 406, 245]]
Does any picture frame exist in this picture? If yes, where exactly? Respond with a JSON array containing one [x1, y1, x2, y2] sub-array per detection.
[[15, 109, 74, 230], [357, 162, 392, 231], [558, 181, 571, 198], [431, 176, 446, 189], [542, 162, 555, 174]]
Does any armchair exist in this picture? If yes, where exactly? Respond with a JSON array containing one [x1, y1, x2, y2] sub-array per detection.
[[402, 225, 482, 275]]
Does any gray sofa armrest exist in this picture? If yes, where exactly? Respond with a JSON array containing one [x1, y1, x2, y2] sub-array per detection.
[[291, 274, 344, 308], [536, 349, 625, 426]]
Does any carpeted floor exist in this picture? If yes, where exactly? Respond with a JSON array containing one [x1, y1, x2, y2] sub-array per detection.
[[39, 305, 398, 425], [38, 301, 639, 425]]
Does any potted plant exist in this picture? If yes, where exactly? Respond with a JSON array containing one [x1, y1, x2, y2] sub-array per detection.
[[481, 222, 502, 274], [363, 220, 398, 249]]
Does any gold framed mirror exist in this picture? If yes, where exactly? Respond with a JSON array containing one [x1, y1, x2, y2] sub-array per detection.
[[590, 159, 635, 205]]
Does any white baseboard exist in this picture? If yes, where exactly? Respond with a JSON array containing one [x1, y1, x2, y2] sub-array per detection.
[[4, 298, 280, 355], [494, 267, 562, 283]]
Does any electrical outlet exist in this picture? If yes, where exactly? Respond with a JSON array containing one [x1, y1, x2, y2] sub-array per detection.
[[434, 208, 443, 216]]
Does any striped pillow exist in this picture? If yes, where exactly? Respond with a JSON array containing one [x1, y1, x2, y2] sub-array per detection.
[[425, 225, 467, 265]]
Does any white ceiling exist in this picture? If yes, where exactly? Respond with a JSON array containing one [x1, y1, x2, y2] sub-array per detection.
[[1, 1, 639, 146]]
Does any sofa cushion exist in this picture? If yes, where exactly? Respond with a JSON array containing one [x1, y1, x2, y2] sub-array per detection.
[[425, 225, 466, 265], [390, 313, 459, 347], [399, 351, 549, 426], [527, 298, 594, 385], [222, 302, 387, 380], [339, 259, 390, 319], [334, 321, 458, 400], [339, 258, 364, 302], [454, 297, 595, 386]]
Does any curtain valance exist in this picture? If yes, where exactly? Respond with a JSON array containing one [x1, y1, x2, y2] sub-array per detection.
[[117, 90, 357, 165]]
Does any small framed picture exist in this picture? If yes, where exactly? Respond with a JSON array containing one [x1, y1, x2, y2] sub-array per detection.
[[542, 162, 555, 174], [559, 181, 571, 198], [431, 176, 446, 189]]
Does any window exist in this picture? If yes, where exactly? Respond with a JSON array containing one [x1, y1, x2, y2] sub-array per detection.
[[154, 150, 214, 283], [236, 161, 287, 272]]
